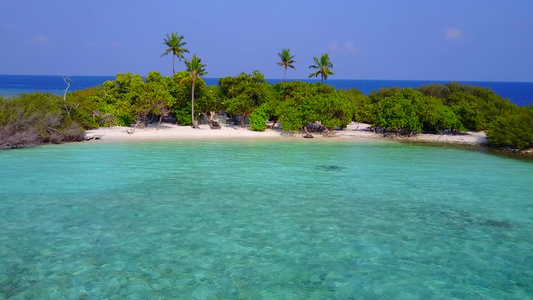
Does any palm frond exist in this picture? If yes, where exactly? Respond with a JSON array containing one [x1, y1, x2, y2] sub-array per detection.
[[162, 32, 189, 61], [308, 70, 321, 78], [179, 77, 191, 86], [308, 53, 334, 81], [278, 48, 296, 70], [185, 54, 207, 77], [160, 49, 172, 57]]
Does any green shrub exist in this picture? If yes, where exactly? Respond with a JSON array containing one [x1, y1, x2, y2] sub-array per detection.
[[249, 104, 269, 131], [0, 93, 85, 149], [487, 107, 533, 149]]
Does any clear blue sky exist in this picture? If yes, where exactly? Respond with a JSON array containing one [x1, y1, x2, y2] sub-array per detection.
[[1, 0, 532, 81]]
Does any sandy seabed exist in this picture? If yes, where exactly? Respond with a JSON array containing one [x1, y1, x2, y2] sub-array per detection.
[[84, 122, 487, 145]]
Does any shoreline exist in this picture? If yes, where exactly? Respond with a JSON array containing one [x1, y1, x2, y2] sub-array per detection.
[[85, 122, 487, 145], [81, 123, 533, 161]]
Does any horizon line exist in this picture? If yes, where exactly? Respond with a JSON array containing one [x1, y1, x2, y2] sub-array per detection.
[[1, 74, 532, 84]]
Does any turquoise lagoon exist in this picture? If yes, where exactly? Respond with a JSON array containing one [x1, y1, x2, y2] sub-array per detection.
[[0, 140, 532, 299]]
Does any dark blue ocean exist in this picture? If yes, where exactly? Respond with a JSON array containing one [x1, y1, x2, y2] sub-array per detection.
[[1, 75, 532, 106]]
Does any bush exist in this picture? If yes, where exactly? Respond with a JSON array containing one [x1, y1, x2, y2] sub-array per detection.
[[0, 93, 85, 149], [487, 107, 533, 149], [174, 104, 192, 126], [249, 104, 269, 131]]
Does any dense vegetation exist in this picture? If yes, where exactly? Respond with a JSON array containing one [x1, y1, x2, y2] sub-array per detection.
[[343, 83, 533, 149], [1, 73, 532, 151], [0, 93, 84, 149], [1, 32, 531, 151]]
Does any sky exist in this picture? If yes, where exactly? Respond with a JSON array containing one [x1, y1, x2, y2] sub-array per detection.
[[1, 0, 532, 81]]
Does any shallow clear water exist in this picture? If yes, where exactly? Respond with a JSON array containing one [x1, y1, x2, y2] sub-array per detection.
[[0, 141, 532, 299]]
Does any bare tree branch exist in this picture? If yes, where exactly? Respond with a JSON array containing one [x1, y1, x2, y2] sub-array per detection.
[[59, 75, 79, 116]]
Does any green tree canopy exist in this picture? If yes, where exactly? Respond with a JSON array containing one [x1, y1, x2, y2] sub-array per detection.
[[341, 88, 370, 123], [168, 71, 193, 125], [276, 81, 352, 132], [195, 85, 224, 123], [220, 70, 268, 127], [364, 87, 462, 136], [487, 106, 533, 149]]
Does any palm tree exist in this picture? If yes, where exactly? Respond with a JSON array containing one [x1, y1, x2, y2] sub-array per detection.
[[277, 49, 296, 81], [180, 54, 207, 128], [308, 53, 334, 83], [161, 33, 189, 74]]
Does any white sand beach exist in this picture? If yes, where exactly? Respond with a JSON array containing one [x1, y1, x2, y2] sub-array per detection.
[[85, 123, 288, 142], [337, 123, 487, 145], [85, 122, 487, 145]]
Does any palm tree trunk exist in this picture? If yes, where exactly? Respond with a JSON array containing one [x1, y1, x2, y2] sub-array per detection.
[[173, 55, 175, 74], [284, 66, 287, 81], [191, 76, 196, 128]]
